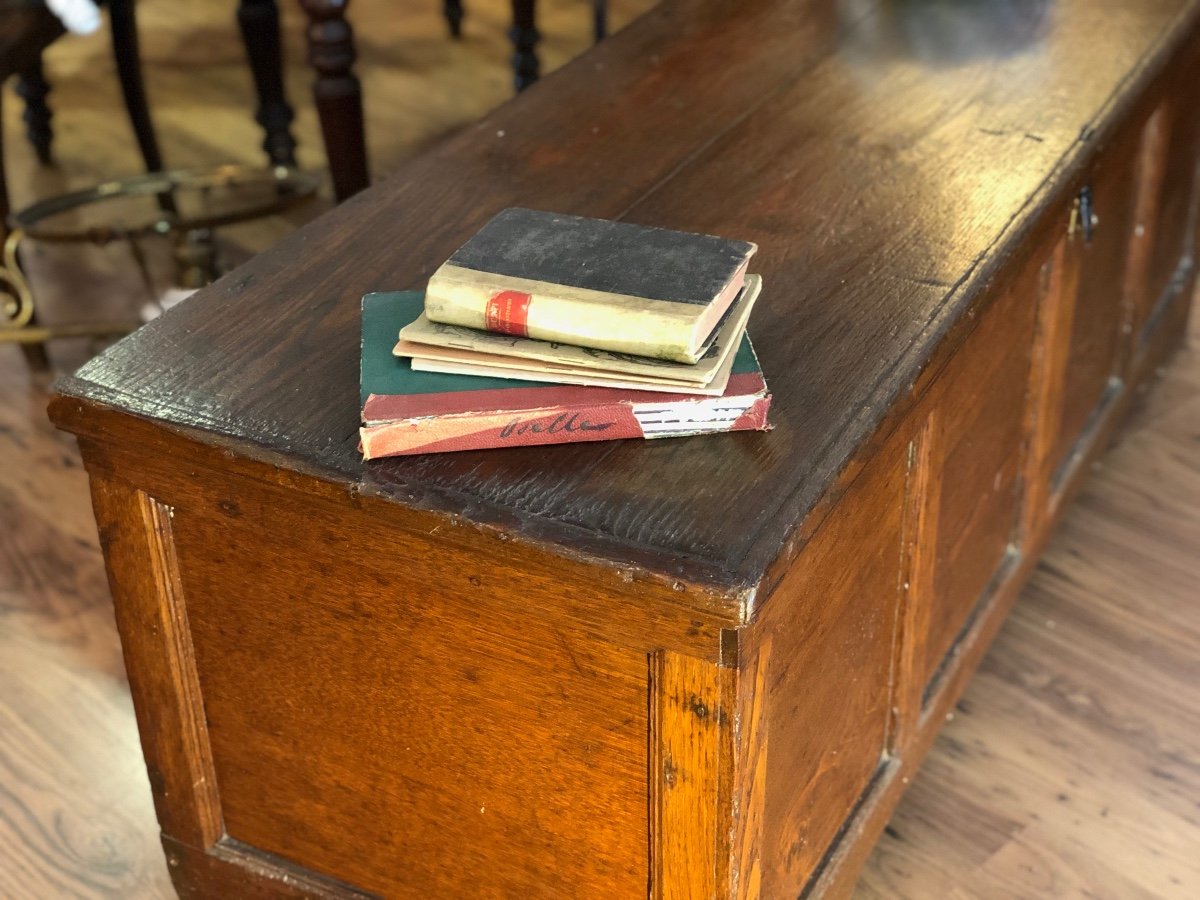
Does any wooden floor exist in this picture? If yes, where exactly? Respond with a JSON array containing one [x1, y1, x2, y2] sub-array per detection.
[[2, 2, 1198, 897]]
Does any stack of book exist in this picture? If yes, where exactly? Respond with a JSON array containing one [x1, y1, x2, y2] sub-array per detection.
[[360, 208, 773, 458]]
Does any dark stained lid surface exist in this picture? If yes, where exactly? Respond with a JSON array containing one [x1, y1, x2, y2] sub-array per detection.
[[56, 0, 1199, 590]]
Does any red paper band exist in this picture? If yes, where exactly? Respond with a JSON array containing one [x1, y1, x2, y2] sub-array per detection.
[[485, 290, 532, 337]]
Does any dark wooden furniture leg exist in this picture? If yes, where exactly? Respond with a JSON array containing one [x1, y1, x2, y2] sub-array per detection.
[[237, 0, 298, 167], [297, 0, 368, 201], [15, 56, 52, 164], [593, 0, 606, 42], [444, 0, 464, 39], [109, 0, 165, 173], [509, 0, 539, 91]]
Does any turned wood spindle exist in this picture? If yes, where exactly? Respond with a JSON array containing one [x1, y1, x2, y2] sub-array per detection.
[[509, 0, 540, 92], [297, 0, 369, 201], [15, 59, 53, 165], [237, 0, 298, 168]]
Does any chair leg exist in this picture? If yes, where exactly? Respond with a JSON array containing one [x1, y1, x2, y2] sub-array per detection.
[[443, 0, 464, 39], [592, 0, 607, 43], [15, 56, 53, 165], [108, 0, 165, 173], [297, 0, 369, 201], [237, 0, 298, 167], [509, 0, 539, 92]]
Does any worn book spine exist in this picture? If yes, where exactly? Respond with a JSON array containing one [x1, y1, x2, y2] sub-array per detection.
[[424, 264, 728, 364], [360, 384, 772, 459]]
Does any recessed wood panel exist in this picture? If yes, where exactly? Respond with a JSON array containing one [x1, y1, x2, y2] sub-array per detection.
[[1053, 129, 1141, 474], [922, 265, 1039, 689], [1126, 64, 1200, 351], [1141, 85, 1200, 337], [1125, 104, 1173, 347], [169, 488, 651, 899], [740, 430, 907, 897]]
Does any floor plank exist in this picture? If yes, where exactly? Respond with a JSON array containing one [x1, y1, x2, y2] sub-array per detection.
[[2, 1, 1198, 897]]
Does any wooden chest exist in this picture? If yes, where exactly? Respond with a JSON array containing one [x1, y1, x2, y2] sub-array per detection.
[[50, 1, 1200, 896]]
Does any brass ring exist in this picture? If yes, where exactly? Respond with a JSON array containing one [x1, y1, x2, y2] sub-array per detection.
[[9, 164, 320, 244], [1, 164, 318, 347]]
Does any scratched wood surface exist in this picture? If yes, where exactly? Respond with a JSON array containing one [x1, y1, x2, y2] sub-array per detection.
[[5, 1, 1200, 897], [173, 486, 655, 897], [51, 0, 1200, 590]]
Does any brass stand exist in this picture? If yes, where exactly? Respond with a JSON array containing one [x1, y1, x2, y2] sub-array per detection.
[[1, 165, 318, 348]]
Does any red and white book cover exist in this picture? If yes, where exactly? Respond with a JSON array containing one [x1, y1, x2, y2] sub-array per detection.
[[361, 292, 771, 459]]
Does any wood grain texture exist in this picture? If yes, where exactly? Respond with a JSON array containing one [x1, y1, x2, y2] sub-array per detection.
[[652, 650, 736, 900], [1139, 47, 1200, 333], [813, 310, 1197, 900], [736, 47, 1199, 889], [892, 416, 937, 751], [164, 837, 375, 900], [164, 480, 654, 897], [74, 420, 744, 896], [51, 0, 1200, 592], [731, 637, 770, 900], [86, 479, 223, 849], [1124, 104, 1173, 359], [1021, 238, 1075, 541], [855, 299, 1200, 900], [733, 421, 909, 897], [62, 411, 745, 642], [0, 629, 166, 897], [832, 242, 1198, 900], [921, 248, 1039, 693]]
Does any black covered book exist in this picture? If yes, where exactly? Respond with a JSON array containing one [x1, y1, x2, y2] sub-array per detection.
[[423, 208, 757, 363]]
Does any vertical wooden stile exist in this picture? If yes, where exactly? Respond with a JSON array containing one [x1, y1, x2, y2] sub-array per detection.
[[892, 414, 940, 750], [651, 650, 736, 900], [88, 476, 224, 848]]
